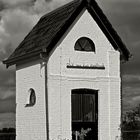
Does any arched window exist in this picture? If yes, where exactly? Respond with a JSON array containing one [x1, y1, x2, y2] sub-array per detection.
[[74, 37, 95, 52], [26, 88, 36, 107]]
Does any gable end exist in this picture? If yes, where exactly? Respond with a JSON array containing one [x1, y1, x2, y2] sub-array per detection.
[[3, 0, 130, 67]]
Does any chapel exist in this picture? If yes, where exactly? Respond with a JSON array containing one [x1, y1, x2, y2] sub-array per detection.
[[3, 0, 130, 140]]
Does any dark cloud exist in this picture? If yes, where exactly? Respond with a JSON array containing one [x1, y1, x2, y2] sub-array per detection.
[[98, 0, 140, 112], [121, 44, 140, 74], [0, 0, 71, 129], [95, 1, 140, 79], [122, 75, 140, 87], [0, 64, 15, 100], [96, 0, 140, 112], [0, 0, 139, 125], [0, 1, 6, 11], [0, 0, 70, 99], [0, 43, 13, 61], [102, 1, 140, 75], [33, 0, 71, 15], [122, 74, 140, 112], [0, 97, 15, 113], [0, 113, 15, 129], [0, 0, 36, 10]]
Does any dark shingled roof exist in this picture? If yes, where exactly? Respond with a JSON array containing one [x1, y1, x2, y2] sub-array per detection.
[[3, 0, 131, 67]]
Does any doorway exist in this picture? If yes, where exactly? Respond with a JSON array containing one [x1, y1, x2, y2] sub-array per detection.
[[71, 89, 98, 140]]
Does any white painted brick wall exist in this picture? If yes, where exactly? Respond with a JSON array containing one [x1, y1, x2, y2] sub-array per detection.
[[47, 9, 121, 140], [108, 50, 121, 139], [16, 60, 47, 140]]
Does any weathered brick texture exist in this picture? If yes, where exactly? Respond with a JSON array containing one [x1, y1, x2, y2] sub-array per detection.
[[16, 61, 47, 140]]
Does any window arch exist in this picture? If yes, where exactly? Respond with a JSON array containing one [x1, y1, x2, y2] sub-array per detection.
[[74, 37, 95, 52], [26, 88, 36, 107]]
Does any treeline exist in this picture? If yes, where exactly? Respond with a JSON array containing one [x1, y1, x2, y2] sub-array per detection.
[[0, 128, 15, 133], [0, 128, 15, 140], [122, 104, 140, 130], [122, 104, 140, 139]]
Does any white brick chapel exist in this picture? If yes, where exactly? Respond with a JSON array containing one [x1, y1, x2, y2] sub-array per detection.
[[3, 0, 130, 140]]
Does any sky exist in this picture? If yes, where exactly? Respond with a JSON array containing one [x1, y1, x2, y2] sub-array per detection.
[[0, 0, 139, 129]]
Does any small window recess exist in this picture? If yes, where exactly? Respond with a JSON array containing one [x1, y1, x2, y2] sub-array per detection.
[[25, 88, 36, 107], [74, 37, 95, 52]]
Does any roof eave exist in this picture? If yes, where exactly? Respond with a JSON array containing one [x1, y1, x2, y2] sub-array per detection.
[[3, 49, 42, 68]]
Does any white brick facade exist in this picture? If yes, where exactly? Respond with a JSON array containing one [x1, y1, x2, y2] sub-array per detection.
[[16, 61, 47, 140], [16, 9, 121, 140]]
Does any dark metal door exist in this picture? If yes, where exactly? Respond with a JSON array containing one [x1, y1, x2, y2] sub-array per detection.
[[72, 89, 98, 140]]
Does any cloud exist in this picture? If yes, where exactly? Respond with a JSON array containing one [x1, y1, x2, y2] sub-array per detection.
[[0, 98, 15, 113], [0, 0, 139, 122], [95, 1, 140, 78], [2, 9, 37, 34], [98, 0, 140, 112], [122, 74, 140, 84], [0, 0, 33, 5], [0, 0, 35, 10], [122, 74, 140, 112], [0, 65, 15, 113], [0, 62, 15, 115], [101, 1, 140, 44], [0, 87, 15, 100], [0, 9, 40, 58], [122, 93, 140, 112], [97, 0, 140, 76], [0, 0, 71, 59], [121, 45, 140, 74], [33, 0, 71, 15], [0, 0, 72, 129], [0, 64, 15, 101], [0, 112, 15, 129], [0, 0, 71, 102], [0, 0, 71, 115]]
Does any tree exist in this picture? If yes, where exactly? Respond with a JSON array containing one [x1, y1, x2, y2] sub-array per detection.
[[122, 104, 140, 139]]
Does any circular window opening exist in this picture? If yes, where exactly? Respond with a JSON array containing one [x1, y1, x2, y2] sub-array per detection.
[[75, 37, 95, 52]]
